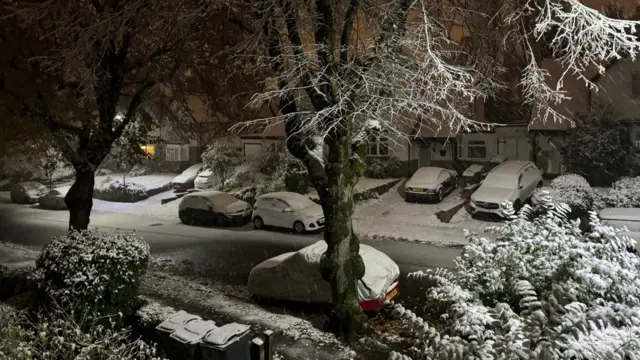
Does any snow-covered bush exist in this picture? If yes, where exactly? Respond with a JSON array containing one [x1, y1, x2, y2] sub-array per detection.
[[563, 105, 637, 186], [395, 194, 640, 359], [201, 143, 241, 186], [223, 162, 264, 190], [93, 179, 148, 202], [531, 174, 593, 213], [32, 230, 150, 322], [128, 164, 152, 177], [365, 157, 401, 179], [0, 306, 165, 360], [255, 148, 280, 175], [273, 151, 309, 193], [611, 176, 640, 207]]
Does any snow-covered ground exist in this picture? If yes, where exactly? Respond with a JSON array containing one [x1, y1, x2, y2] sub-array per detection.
[[306, 177, 400, 198], [93, 173, 175, 191], [353, 183, 486, 247]]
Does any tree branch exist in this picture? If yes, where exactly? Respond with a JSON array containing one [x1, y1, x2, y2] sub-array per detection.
[[340, 0, 359, 64]]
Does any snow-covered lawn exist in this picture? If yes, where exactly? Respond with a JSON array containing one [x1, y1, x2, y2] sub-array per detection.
[[306, 177, 400, 198], [353, 183, 485, 247], [93, 173, 176, 192]]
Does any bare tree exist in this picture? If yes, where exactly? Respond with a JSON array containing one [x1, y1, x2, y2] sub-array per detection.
[[231, 0, 640, 341], [0, 0, 221, 230]]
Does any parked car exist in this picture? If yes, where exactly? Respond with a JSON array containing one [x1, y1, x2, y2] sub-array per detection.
[[39, 186, 70, 210], [178, 190, 252, 226], [10, 181, 48, 204], [248, 240, 400, 312], [171, 163, 203, 192], [598, 208, 640, 252], [194, 168, 219, 190], [252, 192, 324, 233], [404, 166, 458, 203], [470, 160, 543, 216]]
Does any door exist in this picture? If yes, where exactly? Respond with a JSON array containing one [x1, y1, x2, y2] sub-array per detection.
[[516, 138, 531, 161], [272, 199, 292, 227], [418, 147, 431, 168], [498, 138, 517, 161], [243, 143, 262, 160]]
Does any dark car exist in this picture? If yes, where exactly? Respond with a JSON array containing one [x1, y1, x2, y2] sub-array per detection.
[[178, 190, 252, 226], [171, 163, 203, 192], [10, 181, 48, 204], [404, 167, 458, 203]]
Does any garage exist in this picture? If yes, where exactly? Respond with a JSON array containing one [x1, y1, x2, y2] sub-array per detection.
[[243, 142, 262, 159]]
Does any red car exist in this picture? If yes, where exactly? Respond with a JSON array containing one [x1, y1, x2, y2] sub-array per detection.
[[171, 163, 203, 192]]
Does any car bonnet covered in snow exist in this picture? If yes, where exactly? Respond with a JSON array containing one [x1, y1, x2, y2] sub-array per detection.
[[173, 163, 203, 183], [247, 240, 399, 304]]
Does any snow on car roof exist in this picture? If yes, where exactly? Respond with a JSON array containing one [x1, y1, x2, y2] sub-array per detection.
[[599, 208, 640, 221], [491, 160, 533, 173], [258, 192, 314, 207], [187, 190, 237, 206], [412, 167, 446, 180], [182, 163, 203, 174]]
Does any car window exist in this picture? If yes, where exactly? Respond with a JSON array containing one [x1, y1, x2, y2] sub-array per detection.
[[256, 198, 273, 208], [273, 200, 289, 210], [518, 173, 524, 185], [438, 171, 448, 182]]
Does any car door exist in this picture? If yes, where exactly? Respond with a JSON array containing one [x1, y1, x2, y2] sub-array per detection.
[[255, 198, 275, 226], [272, 199, 293, 228]]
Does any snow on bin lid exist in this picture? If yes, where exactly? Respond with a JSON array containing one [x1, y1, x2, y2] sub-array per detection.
[[170, 319, 217, 344], [202, 323, 251, 346], [156, 310, 201, 332]]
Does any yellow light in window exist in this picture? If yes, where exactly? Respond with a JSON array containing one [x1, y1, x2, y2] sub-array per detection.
[[141, 145, 155, 157]]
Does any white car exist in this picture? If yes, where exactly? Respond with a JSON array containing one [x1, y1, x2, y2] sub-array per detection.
[[178, 190, 252, 226], [10, 181, 48, 204], [171, 163, 203, 192], [252, 192, 324, 233], [599, 208, 640, 252], [39, 186, 71, 210], [248, 241, 400, 312], [194, 169, 219, 190], [404, 167, 458, 203], [470, 160, 543, 216]]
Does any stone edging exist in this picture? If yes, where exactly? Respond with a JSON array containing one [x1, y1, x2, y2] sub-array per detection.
[[364, 234, 466, 249]]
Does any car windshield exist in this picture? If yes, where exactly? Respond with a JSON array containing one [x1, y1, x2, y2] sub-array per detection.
[[182, 164, 202, 175], [206, 193, 238, 208], [281, 194, 314, 210], [198, 169, 213, 177], [484, 171, 518, 188], [413, 168, 440, 182]]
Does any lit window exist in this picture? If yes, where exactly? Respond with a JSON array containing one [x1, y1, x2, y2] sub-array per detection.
[[141, 145, 155, 157]]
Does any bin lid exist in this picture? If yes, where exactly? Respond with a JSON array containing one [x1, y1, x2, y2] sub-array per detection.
[[156, 310, 201, 332], [170, 319, 217, 344], [203, 323, 251, 346]]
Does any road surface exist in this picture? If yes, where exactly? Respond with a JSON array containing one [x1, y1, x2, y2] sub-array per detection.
[[0, 200, 462, 298]]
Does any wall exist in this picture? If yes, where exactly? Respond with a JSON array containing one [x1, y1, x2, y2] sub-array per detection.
[[458, 132, 498, 161], [592, 59, 640, 120]]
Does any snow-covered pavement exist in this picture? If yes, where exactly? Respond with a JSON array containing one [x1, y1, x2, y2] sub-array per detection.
[[353, 183, 486, 247]]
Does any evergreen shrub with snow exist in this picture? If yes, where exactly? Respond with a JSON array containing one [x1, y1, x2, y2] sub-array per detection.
[[365, 156, 401, 179], [0, 306, 165, 360], [563, 105, 637, 186], [201, 143, 241, 186], [93, 179, 148, 202], [274, 151, 309, 193], [532, 174, 593, 214], [392, 194, 640, 360], [32, 230, 150, 322], [592, 176, 640, 210]]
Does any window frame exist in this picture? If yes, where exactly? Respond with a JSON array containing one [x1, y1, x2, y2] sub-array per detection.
[[466, 139, 487, 160], [368, 136, 390, 157]]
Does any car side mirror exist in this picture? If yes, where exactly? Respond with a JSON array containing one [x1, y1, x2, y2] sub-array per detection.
[[283, 207, 293, 213]]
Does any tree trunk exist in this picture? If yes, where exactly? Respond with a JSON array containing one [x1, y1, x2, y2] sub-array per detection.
[[65, 164, 96, 231], [320, 187, 367, 342]]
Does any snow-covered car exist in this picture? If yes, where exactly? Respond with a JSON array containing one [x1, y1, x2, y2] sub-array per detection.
[[404, 166, 458, 203], [10, 181, 48, 204], [252, 192, 324, 233], [248, 241, 400, 312], [171, 163, 203, 192], [178, 190, 252, 226], [38, 186, 70, 210], [194, 168, 219, 190], [470, 160, 543, 216], [599, 208, 640, 252]]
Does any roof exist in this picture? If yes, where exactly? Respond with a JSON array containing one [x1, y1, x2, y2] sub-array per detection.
[[258, 191, 311, 202], [491, 160, 534, 173]]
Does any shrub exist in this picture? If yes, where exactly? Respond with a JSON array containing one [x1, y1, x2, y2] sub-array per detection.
[[255, 148, 280, 176], [128, 164, 152, 177], [0, 306, 164, 360], [201, 143, 241, 185], [365, 157, 401, 179], [611, 176, 640, 207], [392, 195, 640, 359], [274, 152, 309, 193], [93, 180, 148, 202], [531, 174, 593, 213], [31, 230, 150, 322], [563, 105, 636, 186]]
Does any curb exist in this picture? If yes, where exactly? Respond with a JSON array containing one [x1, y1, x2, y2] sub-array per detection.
[[363, 233, 467, 249]]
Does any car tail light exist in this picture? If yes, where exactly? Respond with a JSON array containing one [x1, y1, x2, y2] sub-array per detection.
[[359, 279, 399, 312]]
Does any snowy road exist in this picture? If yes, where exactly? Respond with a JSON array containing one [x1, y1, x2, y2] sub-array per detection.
[[0, 201, 461, 298]]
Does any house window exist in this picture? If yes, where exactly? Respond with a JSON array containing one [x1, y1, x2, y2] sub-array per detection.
[[166, 144, 189, 162], [140, 145, 155, 157], [632, 72, 640, 97], [368, 137, 389, 156], [467, 140, 487, 159]]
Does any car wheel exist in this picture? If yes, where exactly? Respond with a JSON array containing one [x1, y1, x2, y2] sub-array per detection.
[[56, 200, 64, 210], [253, 216, 264, 229], [10, 193, 16, 203], [293, 221, 306, 234], [405, 194, 412, 203], [179, 211, 190, 225], [437, 189, 444, 202]]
